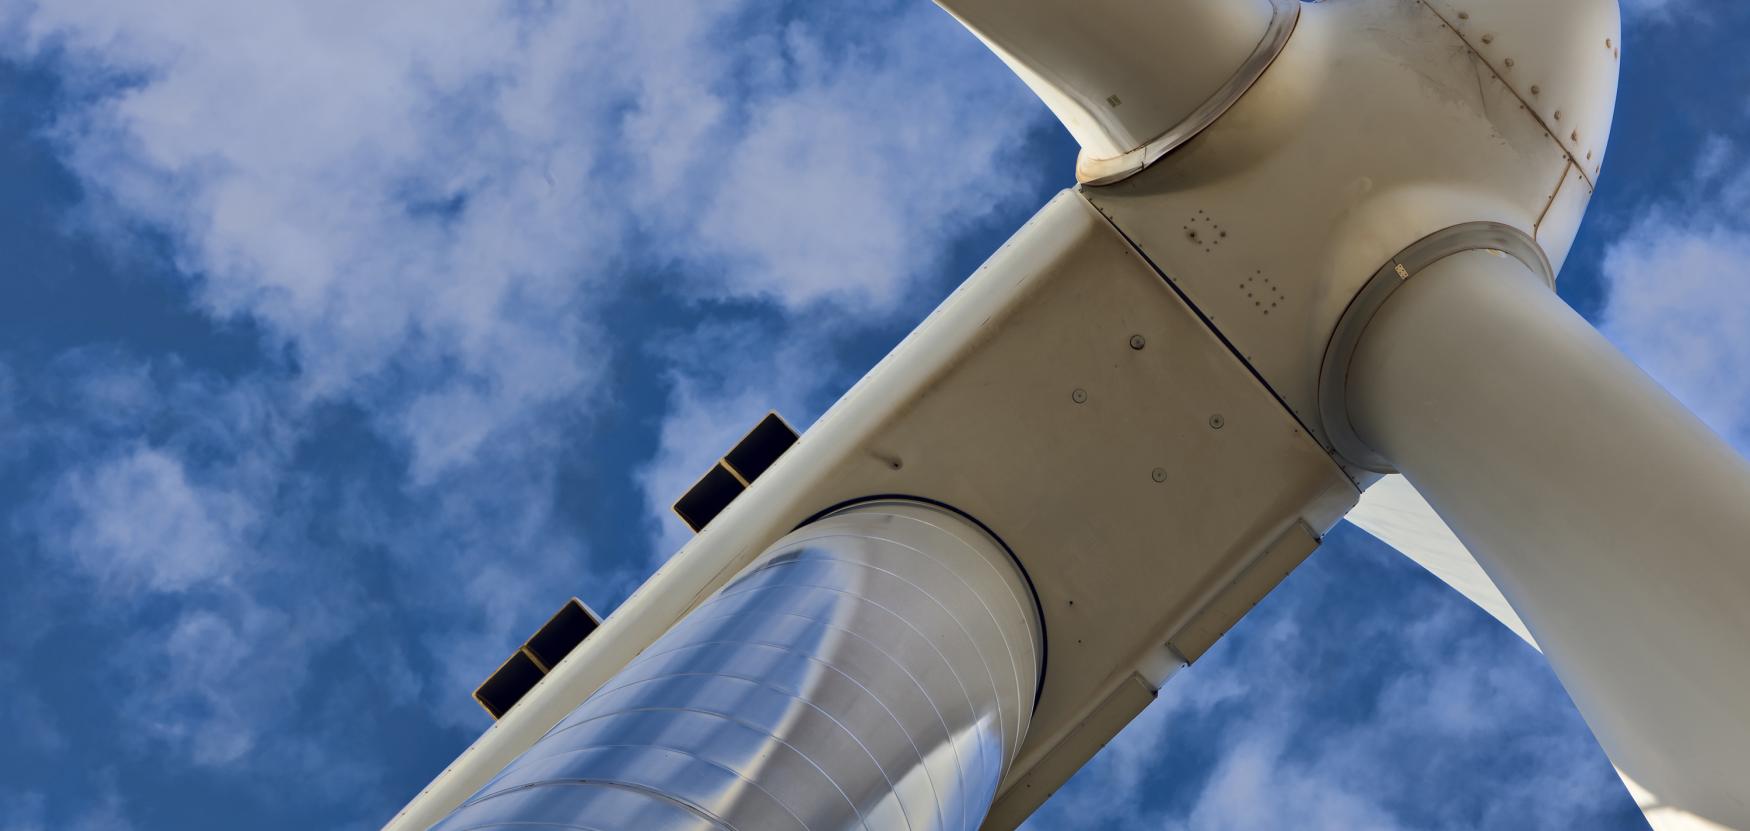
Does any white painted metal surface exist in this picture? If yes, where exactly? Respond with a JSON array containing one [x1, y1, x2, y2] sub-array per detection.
[[385, 192, 1358, 830], [1316, 223, 1553, 474], [1346, 475, 1536, 646], [1084, 0, 1611, 457], [934, 0, 1298, 185], [1418, 0, 1621, 185], [1537, 162, 1595, 275], [1348, 481, 1744, 831], [1346, 249, 1750, 829]]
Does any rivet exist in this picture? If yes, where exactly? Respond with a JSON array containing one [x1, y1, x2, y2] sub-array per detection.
[[1072, 389, 1088, 404], [1130, 334, 1147, 350], [1554, 110, 1563, 121], [1504, 57, 1515, 68], [1152, 468, 1168, 483], [1572, 129, 1580, 141], [1209, 414, 1226, 430], [1457, 10, 1469, 19], [1606, 37, 1613, 49], [1531, 84, 1541, 95], [1481, 33, 1494, 44]]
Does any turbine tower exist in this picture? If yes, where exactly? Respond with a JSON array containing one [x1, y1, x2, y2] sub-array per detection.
[[387, 1, 1750, 828]]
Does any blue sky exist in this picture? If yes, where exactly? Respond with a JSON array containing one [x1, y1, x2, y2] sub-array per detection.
[[0, 1, 1746, 829]]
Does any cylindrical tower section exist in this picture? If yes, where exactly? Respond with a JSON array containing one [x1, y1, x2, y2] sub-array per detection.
[[432, 499, 1044, 831], [1344, 248, 1750, 826]]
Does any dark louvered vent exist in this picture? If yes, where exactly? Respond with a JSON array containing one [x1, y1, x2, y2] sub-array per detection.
[[472, 597, 603, 720], [723, 412, 799, 483], [672, 412, 799, 533]]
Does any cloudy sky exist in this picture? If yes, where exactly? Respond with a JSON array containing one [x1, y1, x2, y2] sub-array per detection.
[[0, 1, 1745, 829]]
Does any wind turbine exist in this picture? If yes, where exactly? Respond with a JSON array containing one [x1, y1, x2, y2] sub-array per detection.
[[386, 0, 1750, 828]]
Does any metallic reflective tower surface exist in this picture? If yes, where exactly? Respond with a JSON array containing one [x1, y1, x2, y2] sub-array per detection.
[[431, 501, 1042, 831]]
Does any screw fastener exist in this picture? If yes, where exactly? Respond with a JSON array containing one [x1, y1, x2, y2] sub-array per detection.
[[1209, 414, 1226, 430], [1130, 334, 1147, 350], [1072, 389, 1089, 404], [1152, 467, 1168, 483]]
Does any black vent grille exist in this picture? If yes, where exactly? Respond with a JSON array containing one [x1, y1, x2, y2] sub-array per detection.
[[472, 597, 603, 720]]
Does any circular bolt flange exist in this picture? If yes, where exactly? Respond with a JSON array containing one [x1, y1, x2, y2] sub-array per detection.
[[1072, 388, 1088, 404], [1130, 334, 1147, 350], [1209, 414, 1226, 430], [1151, 467, 1168, 483]]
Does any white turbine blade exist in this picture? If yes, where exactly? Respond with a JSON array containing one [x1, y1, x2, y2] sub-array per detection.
[[933, 0, 1297, 182], [1348, 476, 1736, 831], [1345, 475, 1536, 647]]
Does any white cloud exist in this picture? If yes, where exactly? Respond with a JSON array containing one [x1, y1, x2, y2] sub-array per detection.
[[610, 8, 1048, 551], [686, 13, 1040, 311], [1171, 734, 1399, 831], [1620, 0, 1694, 22], [7, 0, 1041, 479], [17, 372, 359, 779], [1601, 135, 1750, 448], [0, 0, 1050, 811], [119, 598, 356, 772], [15, 0, 612, 479], [50, 445, 253, 594], [634, 321, 833, 562], [5, 0, 1045, 545]]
